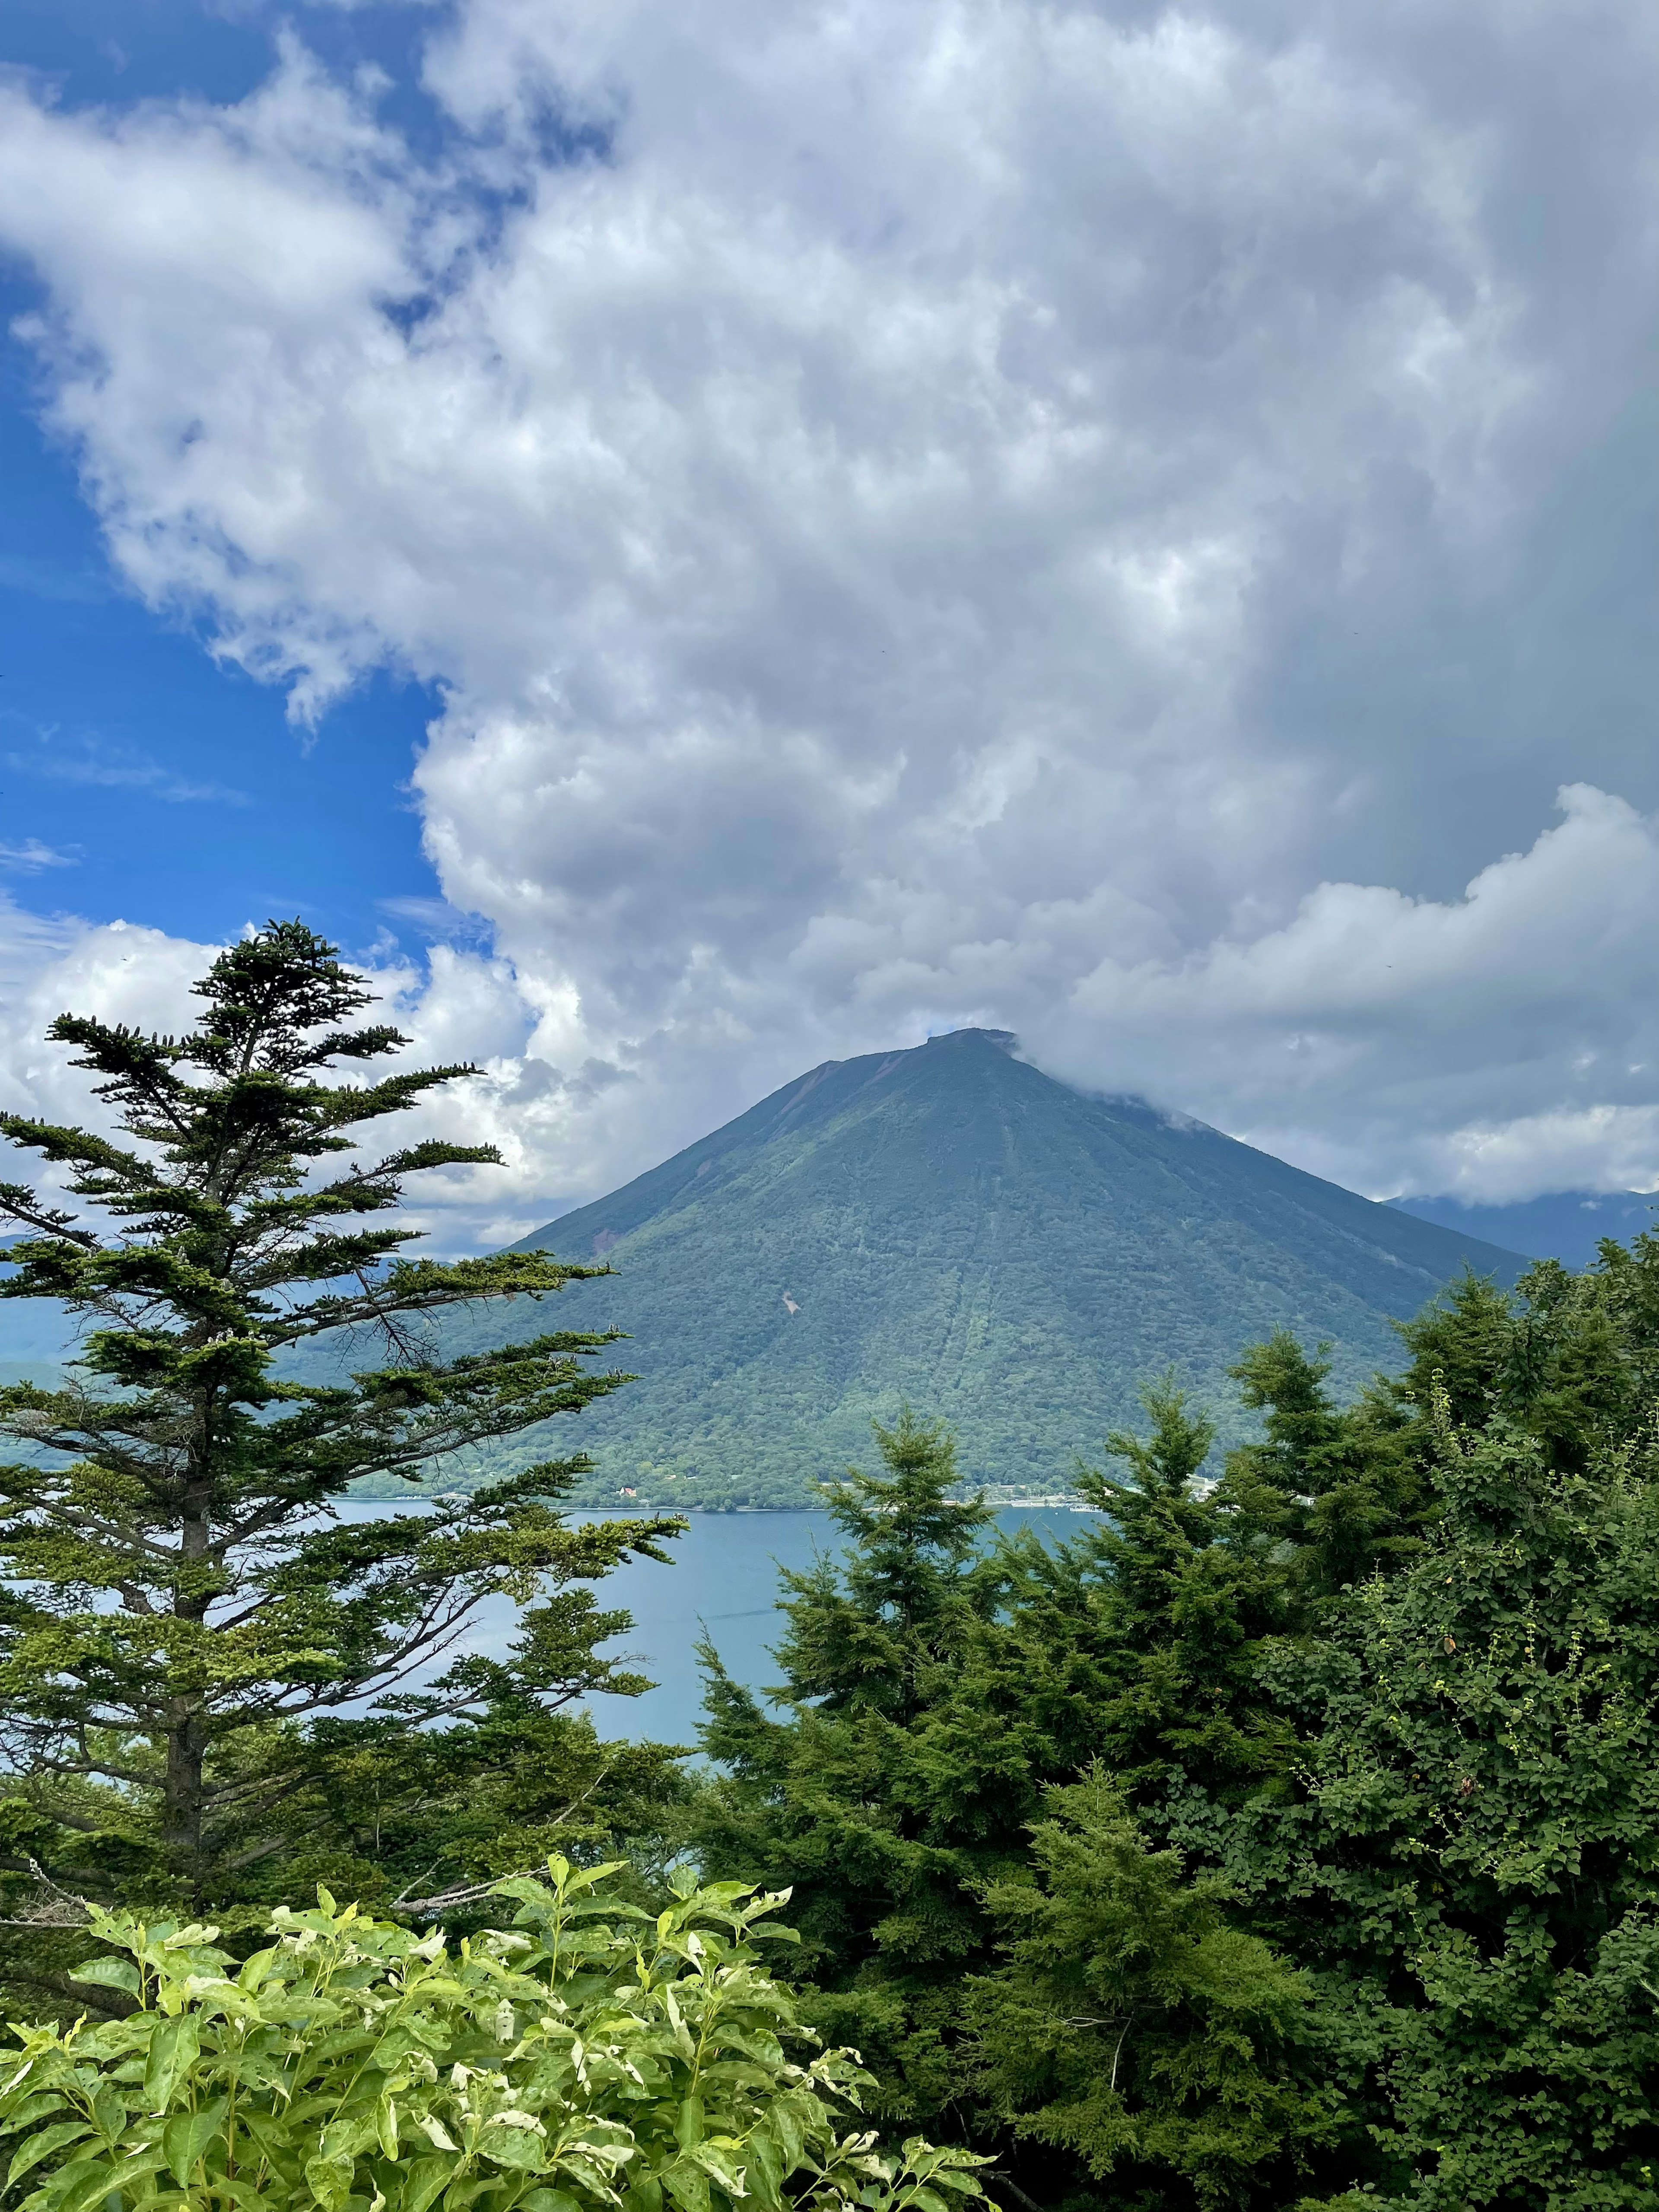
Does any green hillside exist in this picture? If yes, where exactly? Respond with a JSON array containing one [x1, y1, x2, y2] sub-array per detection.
[[3, 1029, 1527, 1509], [410, 1027, 1522, 1509]]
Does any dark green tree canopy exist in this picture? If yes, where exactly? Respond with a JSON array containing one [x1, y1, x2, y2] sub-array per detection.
[[1221, 1392, 1659, 2211]]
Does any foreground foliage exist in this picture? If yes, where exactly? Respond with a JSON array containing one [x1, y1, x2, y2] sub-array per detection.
[[0, 1856, 992, 2212]]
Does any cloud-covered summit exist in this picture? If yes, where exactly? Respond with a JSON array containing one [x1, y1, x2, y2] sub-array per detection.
[[2, 0, 1658, 1228]]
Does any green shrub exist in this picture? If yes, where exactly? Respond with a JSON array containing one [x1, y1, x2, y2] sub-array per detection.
[[0, 1858, 992, 2212]]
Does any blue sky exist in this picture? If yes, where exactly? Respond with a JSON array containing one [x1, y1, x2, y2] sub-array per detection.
[[0, 3, 448, 957], [3, 0, 1659, 1239]]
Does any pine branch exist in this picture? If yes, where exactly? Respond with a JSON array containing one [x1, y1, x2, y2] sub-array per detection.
[[0, 1183, 99, 1248], [0, 1115, 162, 1191]]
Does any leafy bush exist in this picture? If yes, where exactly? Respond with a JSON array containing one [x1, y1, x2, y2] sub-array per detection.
[[0, 1857, 992, 2212]]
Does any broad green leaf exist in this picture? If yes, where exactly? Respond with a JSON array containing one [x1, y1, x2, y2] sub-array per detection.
[[477, 2120, 549, 2171], [89, 2087, 129, 2148], [717, 2033, 784, 2070], [318, 2113, 378, 2164], [68, 1959, 141, 1996], [237, 1948, 280, 1994], [163, 2101, 228, 2187], [47, 2151, 165, 2212], [402, 2155, 461, 2212], [742, 2126, 784, 2209], [214, 2050, 290, 2094], [237, 2109, 303, 2169], [143, 2015, 200, 2110], [698, 2063, 774, 2094], [440, 2178, 503, 2212], [768, 2100, 804, 2175], [303, 2149, 356, 2212], [661, 2158, 712, 2212], [688, 2142, 748, 2197], [0, 2092, 65, 2138], [7, 2120, 91, 2187], [32, 2154, 111, 2212]]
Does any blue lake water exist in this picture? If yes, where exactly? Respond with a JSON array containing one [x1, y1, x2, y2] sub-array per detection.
[[338, 1504, 1099, 1748]]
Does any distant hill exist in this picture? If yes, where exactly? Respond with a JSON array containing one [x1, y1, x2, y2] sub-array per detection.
[[441, 1028, 1523, 1508], [1392, 1189, 1656, 1270]]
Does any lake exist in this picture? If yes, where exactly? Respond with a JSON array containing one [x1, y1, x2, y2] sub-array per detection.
[[337, 1503, 1100, 1747]]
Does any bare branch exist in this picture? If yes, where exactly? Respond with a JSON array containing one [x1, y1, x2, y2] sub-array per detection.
[[393, 1762, 617, 1917]]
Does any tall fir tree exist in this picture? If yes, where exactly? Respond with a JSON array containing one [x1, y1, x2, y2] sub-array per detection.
[[967, 1769, 1335, 2212], [1216, 1333, 1427, 1605], [694, 1412, 1012, 2121], [988, 1374, 1298, 1807], [0, 923, 680, 1996], [693, 1395, 1325, 2204]]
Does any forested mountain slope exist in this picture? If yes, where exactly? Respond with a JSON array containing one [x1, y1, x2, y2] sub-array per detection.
[[1, 1029, 1524, 1506], [469, 1028, 1524, 1506]]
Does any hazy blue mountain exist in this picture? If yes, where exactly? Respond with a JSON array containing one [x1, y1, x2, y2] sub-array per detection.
[[461, 1028, 1526, 1508], [1392, 1189, 1656, 1270]]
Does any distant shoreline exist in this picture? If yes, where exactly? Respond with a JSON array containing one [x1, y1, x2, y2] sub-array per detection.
[[351, 1487, 1102, 1516]]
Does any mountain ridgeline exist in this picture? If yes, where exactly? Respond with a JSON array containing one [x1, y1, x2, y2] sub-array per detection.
[[443, 1027, 1525, 1508]]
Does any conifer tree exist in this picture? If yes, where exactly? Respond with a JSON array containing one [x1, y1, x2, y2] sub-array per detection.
[[1217, 1332, 1428, 1602], [1227, 1388, 1659, 2207], [968, 1770, 1333, 2211], [1394, 1257, 1637, 1470], [693, 1394, 1329, 2203], [0, 922, 679, 1955], [695, 1412, 1009, 2119], [990, 1374, 1296, 1803]]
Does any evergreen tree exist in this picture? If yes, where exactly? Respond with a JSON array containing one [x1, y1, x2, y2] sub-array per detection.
[[757, 1406, 994, 1725], [969, 1770, 1335, 2212], [693, 1393, 1322, 2202], [1224, 1388, 1659, 2209], [1217, 1334, 1426, 1604], [1393, 1255, 1643, 1471], [940, 1383, 1330, 2208], [695, 1412, 1015, 2121], [216, 1609, 694, 1919], [988, 1376, 1297, 1807], [0, 924, 680, 1992]]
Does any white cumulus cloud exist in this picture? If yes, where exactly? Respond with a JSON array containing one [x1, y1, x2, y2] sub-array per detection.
[[2, 0, 1659, 1218]]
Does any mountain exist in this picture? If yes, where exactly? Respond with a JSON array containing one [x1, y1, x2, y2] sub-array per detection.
[[462, 1028, 1526, 1509], [0, 1030, 1529, 1507], [1392, 1189, 1657, 1270]]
